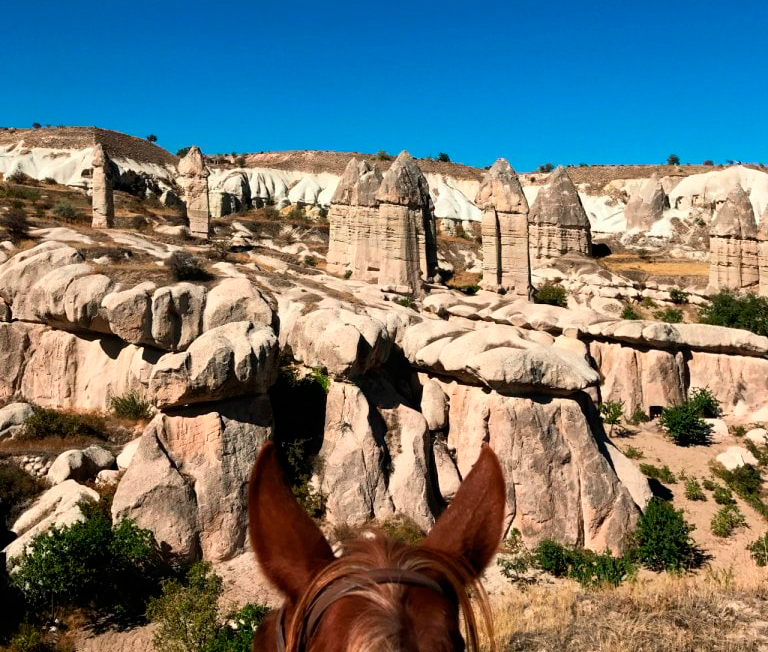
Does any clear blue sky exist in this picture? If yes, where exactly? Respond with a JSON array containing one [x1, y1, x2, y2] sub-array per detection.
[[3, 0, 766, 171]]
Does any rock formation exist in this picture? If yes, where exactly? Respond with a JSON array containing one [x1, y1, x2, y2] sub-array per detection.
[[475, 159, 532, 297], [178, 146, 210, 239], [528, 166, 592, 265], [91, 144, 114, 229], [708, 185, 758, 291], [624, 173, 667, 231], [375, 151, 437, 293], [326, 158, 383, 279], [759, 207, 768, 297]]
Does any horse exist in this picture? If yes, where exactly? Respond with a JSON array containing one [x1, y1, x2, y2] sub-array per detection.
[[248, 442, 506, 652]]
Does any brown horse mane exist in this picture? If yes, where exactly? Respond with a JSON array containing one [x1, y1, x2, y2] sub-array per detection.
[[282, 535, 495, 652]]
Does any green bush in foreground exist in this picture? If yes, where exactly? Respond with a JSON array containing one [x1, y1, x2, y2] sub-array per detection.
[[684, 478, 706, 501], [634, 498, 700, 572], [20, 406, 104, 441], [712, 485, 735, 505], [533, 283, 567, 308], [621, 304, 639, 320], [688, 387, 721, 418], [599, 400, 624, 426], [748, 533, 768, 567], [639, 463, 677, 484], [699, 290, 768, 336], [109, 392, 153, 420], [659, 403, 712, 446], [533, 540, 635, 588]]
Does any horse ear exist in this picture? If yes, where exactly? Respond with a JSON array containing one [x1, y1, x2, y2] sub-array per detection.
[[249, 441, 334, 600], [423, 445, 505, 577]]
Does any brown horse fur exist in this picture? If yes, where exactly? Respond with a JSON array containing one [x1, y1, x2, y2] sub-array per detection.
[[248, 442, 506, 651]]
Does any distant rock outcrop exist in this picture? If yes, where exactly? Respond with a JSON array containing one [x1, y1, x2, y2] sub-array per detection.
[[326, 158, 383, 279], [624, 173, 667, 231], [475, 159, 532, 297], [178, 147, 210, 239], [708, 185, 758, 291], [528, 166, 592, 265], [91, 144, 114, 229], [375, 152, 438, 293]]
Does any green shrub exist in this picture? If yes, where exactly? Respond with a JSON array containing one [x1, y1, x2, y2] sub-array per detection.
[[209, 603, 270, 652], [533, 283, 567, 308], [0, 463, 46, 529], [659, 403, 712, 446], [42, 177, 57, 185], [11, 499, 162, 621], [380, 514, 425, 546], [621, 304, 639, 319], [688, 387, 721, 418], [310, 367, 330, 394], [436, 152, 451, 163], [147, 563, 222, 652], [699, 290, 768, 336], [1, 208, 31, 243], [497, 529, 536, 583], [166, 251, 214, 282], [599, 400, 624, 427], [712, 485, 735, 505], [623, 446, 643, 460], [730, 424, 747, 438], [627, 405, 649, 425], [1, 185, 41, 201], [51, 201, 77, 222], [533, 540, 635, 587], [394, 296, 416, 310], [20, 406, 104, 441], [303, 255, 317, 267], [713, 464, 763, 499], [7, 170, 31, 184], [684, 478, 706, 501], [343, 269, 352, 279], [457, 284, 480, 296], [640, 297, 656, 308], [748, 533, 768, 567], [669, 288, 689, 304], [7, 623, 54, 652], [109, 392, 153, 420], [654, 307, 683, 323], [287, 205, 306, 221], [702, 478, 718, 491], [639, 463, 677, 484], [634, 498, 699, 571], [263, 206, 280, 220], [711, 505, 746, 538]]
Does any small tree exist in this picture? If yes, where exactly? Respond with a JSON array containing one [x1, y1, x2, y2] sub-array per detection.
[[703, 160, 714, 166], [176, 146, 191, 158], [436, 152, 451, 163], [1, 208, 31, 243], [667, 154, 680, 166], [634, 498, 699, 571], [31, 122, 41, 129], [659, 403, 712, 446], [147, 134, 158, 143], [538, 162, 554, 173], [533, 283, 567, 307]]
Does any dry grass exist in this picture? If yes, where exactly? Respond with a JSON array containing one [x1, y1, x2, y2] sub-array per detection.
[[603, 255, 709, 279], [484, 572, 768, 652]]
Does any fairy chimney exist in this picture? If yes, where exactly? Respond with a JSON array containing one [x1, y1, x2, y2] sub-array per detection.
[[475, 159, 532, 297], [178, 147, 210, 239], [759, 207, 768, 297], [374, 151, 437, 294], [327, 158, 383, 279], [91, 143, 114, 229], [528, 166, 592, 266], [709, 185, 758, 291]]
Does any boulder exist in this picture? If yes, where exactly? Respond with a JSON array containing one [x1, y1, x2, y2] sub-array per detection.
[[151, 283, 206, 351], [202, 278, 275, 332], [602, 442, 653, 510], [149, 321, 278, 408], [117, 437, 142, 470], [433, 439, 461, 502], [102, 282, 155, 346], [0, 402, 34, 439], [47, 445, 115, 485], [716, 446, 759, 471], [0, 242, 83, 305], [746, 428, 768, 445], [96, 469, 121, 487], [421, 379, 448, 431], [285, 308, 390, 377], [178, 146, 210, 239], [4, 480, 100, 562]]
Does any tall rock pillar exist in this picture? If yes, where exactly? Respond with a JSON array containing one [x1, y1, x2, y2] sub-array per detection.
[[178, 147, 210, 239], [528, 166, 592, 266], [375, 152, 437, 294], [759, 208, 768, 297], [475, 159, 532, 297], [91, 143, 114, 229], [709, 186, 758, 291], [327, 158, 382, 279]]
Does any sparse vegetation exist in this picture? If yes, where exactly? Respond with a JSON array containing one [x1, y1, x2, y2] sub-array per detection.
[[711, 505, 746, 538], [303, 255, 317, 267], [1, 207, 31, 243], [621, 304, 639, 319], [538, 163, 555, 173], [669, 288, 689, 304], [533, 539, 635, 588], [0, 462, 46, 531], [166, 251, 214, 282], [394, 296, 417, 310], [623, 446, 643, 459], [7, 170, 31, 184], [748, 532, 768, 566], [713, 485, 736, 506], [599, 400, 624, 426], [639, 463, 677, 484], [628, 405, 649, 425], [654, 307, 683, 323], [20, 406, 104, 441], [176, 147, 191, 158], [51, 201, 77, 222], [688, 387, 721, 418], [634, 498, 700, 571], [497, 529, 536, 583], [684, 478, 706, 501], [699, 290, 768, 337], [729, 424, 747, 438], [533, 283, 567, 308], [109, 392, 153, 420], [380, 514, 425, 546], [640, 296, 656, 308], [343, 269, 352, 279]]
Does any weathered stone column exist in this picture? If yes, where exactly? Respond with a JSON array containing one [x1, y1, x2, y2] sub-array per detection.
[[178, 147, 210, 239], [91, 143, 114, 229], [375, 152, 436, 294], [759, 208, 768, 297], [327, 158, 382, 279], [528, 166, 592, 266], [475, 159, 531, 297], [709, 185, 758, 291]]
